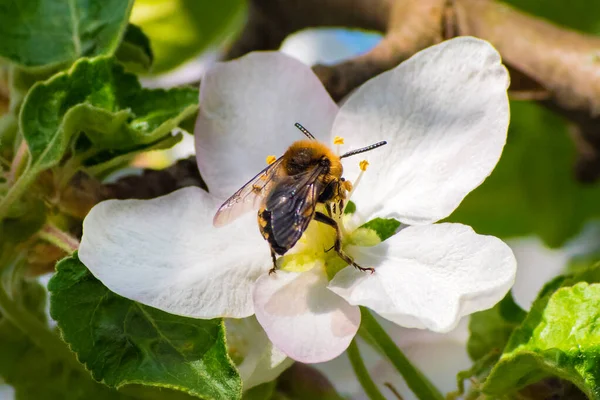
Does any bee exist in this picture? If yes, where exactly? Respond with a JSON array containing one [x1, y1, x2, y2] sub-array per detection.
[[214, 123, 387, 274]]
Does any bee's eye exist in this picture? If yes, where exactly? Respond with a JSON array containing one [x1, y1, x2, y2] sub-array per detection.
[[341, 177, 345, 182]]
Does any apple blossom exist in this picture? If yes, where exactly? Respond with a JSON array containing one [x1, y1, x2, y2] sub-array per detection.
[[317, 237, 571, 400], [79, 37, 516, 365], [225, 316, 294, 389]]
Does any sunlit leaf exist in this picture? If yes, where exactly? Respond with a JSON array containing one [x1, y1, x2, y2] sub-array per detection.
[[21, 56, 197, 173], [131, 0, 244, 73], [116, 24, 154, 73], [482, 266, 600, 398], [0, 0, 133, 69]]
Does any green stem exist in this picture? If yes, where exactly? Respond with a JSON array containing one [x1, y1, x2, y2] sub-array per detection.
[[0, 167, 37, 221], [347, 340, 387, 400], [38, 223, 79, 253], [0, 280, 81, 370], [359, 307, 444, 400], [9, 140, 29, 183], [57, 148, 99, 190]]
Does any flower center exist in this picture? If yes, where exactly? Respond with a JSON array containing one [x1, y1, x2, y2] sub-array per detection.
[[278, 155, 380, 279]]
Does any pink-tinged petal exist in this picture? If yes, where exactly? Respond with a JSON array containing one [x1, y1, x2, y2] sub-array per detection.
[[253, 267, 360, 363], [196, 52, 338, 199], [328, 223, 516, 332], [79, 187, 271, 319], [333, 37, 510, 224]]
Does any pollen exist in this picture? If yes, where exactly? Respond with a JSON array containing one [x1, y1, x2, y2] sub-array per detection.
[[266, 155, 277, 165], [359, 160, 369, 171], [333, 136, 345, 145]]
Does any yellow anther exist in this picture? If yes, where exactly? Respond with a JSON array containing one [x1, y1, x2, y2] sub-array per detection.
[[342, 180, 353, 192], [333, 136, 345, 145], [359, 160, 369, 171], [266, 155, 277, 165]]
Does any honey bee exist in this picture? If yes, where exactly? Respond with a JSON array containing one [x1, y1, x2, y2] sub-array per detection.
[[214, 123, 387, 274]]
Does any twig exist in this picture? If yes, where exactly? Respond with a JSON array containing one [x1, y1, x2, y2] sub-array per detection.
[[38, 223, 79, 254], [226, 0, 600, 181], [384, 382, 405, 400]]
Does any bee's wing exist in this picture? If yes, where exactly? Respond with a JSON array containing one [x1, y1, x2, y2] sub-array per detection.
[[213, 157, 284, 227], [267, 165, 328, 251]]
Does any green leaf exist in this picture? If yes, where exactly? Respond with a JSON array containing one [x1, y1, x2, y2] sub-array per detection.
[[49, 253, 242, 400], [467, 291, 526, 362], [116, 24, 154, 73], [455, 292, 526, 396], [84, 132, 183, 179], [0, 56, 198, 220], [0, 0, 133, 69], [359, 218, 401, 242], [482, 266, 600, 398], [131, 0, 244, 73], [21, 56, 198, 171], [0, 67, 53, 152], [0, 279, 130, 399], [502, 0, 600, 35], [450, 101, 600, 248], [242, 381, 276, 400], [344, 200, 356, 215], [0, 194, 46, 245]]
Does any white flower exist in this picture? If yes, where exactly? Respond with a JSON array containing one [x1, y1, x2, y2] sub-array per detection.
[[318, 238, 571, 400], [225, 316, 294, 390], [79, 37, 516, 365]]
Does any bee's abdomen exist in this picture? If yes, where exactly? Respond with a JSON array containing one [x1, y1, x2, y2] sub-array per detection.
[[258, 208, 288, 255]]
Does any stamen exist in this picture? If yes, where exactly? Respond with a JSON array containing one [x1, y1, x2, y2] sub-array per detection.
[[333, 136, 344, 156], [344, 159, 368, 212], [266, 155, 277, 165], [333, 136, 345, 145]]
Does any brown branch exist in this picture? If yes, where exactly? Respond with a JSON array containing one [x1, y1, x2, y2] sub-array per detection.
[[225, 0, 390, 60], [58, 157, 206, 221], [103, 156, 207, 200], [455, 0, 600, 115], [454, 0, 600, 182], [313, 0, 445, 100], [227, 0, 600, 182]]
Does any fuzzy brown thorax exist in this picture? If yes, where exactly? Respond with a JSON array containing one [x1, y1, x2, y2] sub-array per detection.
[[282, 140, 343, 181]]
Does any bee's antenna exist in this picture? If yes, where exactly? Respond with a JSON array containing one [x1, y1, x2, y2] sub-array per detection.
[[294, 123, 316, 140], [340, 141, 387, 158]]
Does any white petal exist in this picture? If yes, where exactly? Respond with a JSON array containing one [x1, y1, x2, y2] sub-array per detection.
[[0, 385, 14, 400], [333, 37, 510, 224], [195, 52, 338, 199], [508, 237, 568, 311], [328, 223, 516, 332], [79, 187, 271, 319], [226, 317, 293, 390], [253, 267, 360, 363]]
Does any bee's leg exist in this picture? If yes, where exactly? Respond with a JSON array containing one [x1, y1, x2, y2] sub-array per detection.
[[268, 248, 278, 275], [314, 212, 375, 274]]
